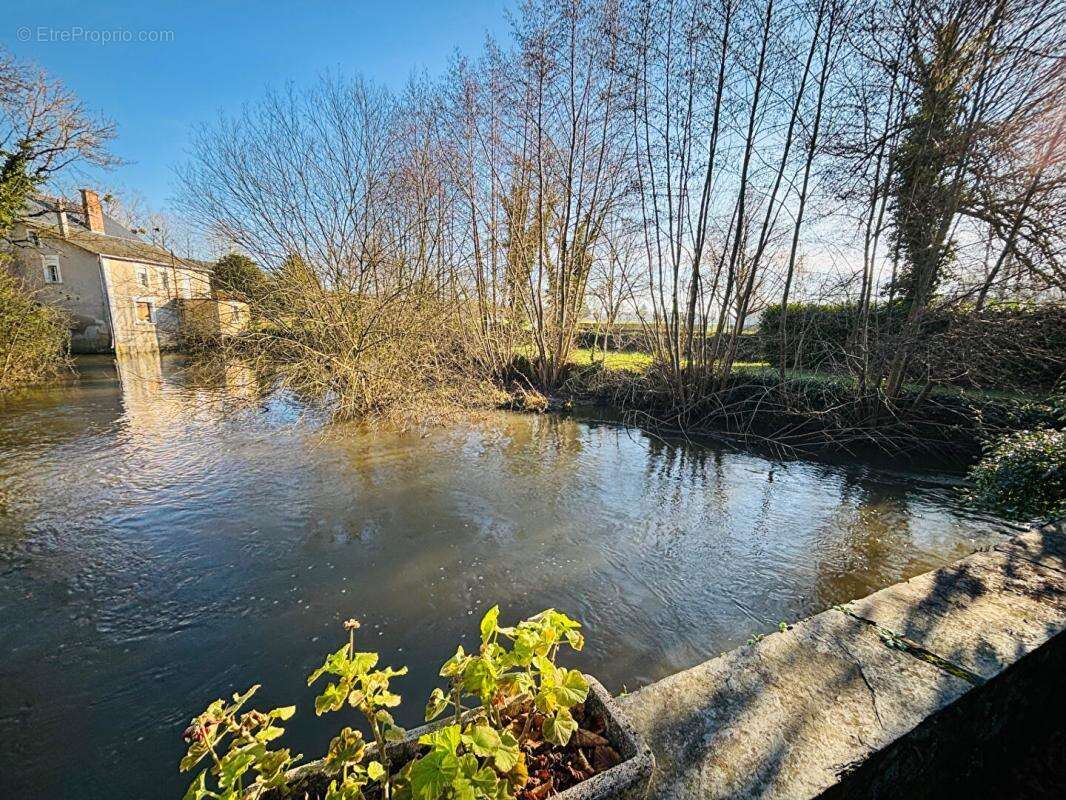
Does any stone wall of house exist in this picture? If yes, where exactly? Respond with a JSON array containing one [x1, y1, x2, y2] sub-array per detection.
[[5, 227, 216, 353], [100, 257, 212, 353], [182, 297, 250, 341], [6, 226, 111, 353], [216, 298, 250, 336]]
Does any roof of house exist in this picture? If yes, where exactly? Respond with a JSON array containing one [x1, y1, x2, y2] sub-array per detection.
[[23, 196, 212, 273]]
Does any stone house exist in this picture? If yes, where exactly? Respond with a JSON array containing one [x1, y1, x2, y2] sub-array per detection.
[[4, 189, 243, 353]]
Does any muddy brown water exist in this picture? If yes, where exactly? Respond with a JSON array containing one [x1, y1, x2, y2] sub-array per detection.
[[0, 352, 1017, 798]]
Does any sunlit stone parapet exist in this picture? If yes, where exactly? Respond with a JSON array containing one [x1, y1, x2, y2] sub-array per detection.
[[618, 521, 1066, 799]]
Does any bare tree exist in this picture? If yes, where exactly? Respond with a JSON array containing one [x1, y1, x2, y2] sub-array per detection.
[[834, 0, 1066, 413], [178, 75, 499, 421], [0, 48, 116, 231], [618, 0, 842, 422]]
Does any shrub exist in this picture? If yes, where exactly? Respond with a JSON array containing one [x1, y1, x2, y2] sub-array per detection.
[[967, 429, 1066, 521], [179, 686, 297, 800], [0, 267, 70, 391], [232, 258, 502, 424]]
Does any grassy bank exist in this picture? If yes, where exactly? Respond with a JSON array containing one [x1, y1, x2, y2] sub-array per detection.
[[526, 348, 1062, 458]]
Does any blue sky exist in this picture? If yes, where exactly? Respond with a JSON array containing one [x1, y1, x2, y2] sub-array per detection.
[[6, 1, 511, 210]]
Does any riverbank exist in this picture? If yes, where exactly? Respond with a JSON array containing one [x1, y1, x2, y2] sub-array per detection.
[[10, 345, 1054, 462], [513, 349, 1063, 459], [619, 520, 1066, 799]]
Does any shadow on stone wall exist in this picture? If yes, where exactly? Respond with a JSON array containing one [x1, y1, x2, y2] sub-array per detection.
[[618, 523, 1066, 799]]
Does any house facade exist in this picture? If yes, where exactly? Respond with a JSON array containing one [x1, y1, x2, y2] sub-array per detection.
[[183, 295, 251, 341], [5, 189, 241, 353]]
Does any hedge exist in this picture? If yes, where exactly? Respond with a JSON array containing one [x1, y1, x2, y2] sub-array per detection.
[[758, 301, 1066, 392], [574, 325, 763, 362]]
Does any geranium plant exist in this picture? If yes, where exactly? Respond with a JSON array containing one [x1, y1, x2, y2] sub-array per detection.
[[401, 607, 590, 799], [179, 685, 298, 800], [308, 618, 408, 799], [178, 607, 619, 800]]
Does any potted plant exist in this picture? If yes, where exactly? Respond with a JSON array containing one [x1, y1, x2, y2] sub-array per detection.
[[179, 608, 653, 800]]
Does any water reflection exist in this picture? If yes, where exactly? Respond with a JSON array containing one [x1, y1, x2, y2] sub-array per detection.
[[0, 353, 1017, 799]]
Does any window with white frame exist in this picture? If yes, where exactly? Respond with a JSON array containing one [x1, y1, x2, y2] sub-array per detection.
[[134, 299, 156, 324], [137, 267, 150, 288], [161, 271, 171, 295], [41, 255, 62, 284]]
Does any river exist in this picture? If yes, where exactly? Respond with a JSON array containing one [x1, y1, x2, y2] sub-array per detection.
[[0, 351, 1016, 798]]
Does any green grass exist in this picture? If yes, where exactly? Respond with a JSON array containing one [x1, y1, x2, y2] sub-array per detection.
[[569, 348, 654, 371], [569, 347, 769, 373]]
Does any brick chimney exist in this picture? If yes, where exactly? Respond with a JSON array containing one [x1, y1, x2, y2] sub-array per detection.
[[80, 188, 105, 234]]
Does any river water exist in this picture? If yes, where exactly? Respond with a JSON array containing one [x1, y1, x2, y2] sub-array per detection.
[[0, 352, 1016, 798]]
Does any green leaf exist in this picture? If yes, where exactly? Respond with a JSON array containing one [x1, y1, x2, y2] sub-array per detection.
[[419, 724, 461, 754], [315, 682, 349, 715], [366, 761, 386, 782], [533, 655, 556, 679], [534, 685, 558, 715], [491, 730, 521, 773], [383, 722, 406, 742], [229, 685, 261, 711], [461, 656, 498, 700], [425, 687, 449, 722], [452, 777, 477, 800], [462, 724, 502, 758], [254, 749, 295, 788], [409, 750, 460, 800], [217, 747, 256, 790], [181, 771, 208, 800], [327, 727, 366, 768], [480, 605, 500, 646], [180, 743, 210, 773], [457, 753, 480, 778], [565, 629, 585, 651], [309, 646, 351, 686], [508, 630, 536, 667], [270, 705, 297, 721], [256, 724, 286, 743], [471, 765, 501, 794], [543, 707, 578, 747], [552, 670, 589, 708], [440, 646, 468, 678], [349, 651, 380, 676], [324, 776, 367, 800]]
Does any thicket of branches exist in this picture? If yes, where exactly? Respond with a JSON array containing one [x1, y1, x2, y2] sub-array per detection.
[[178, 0, 1066, 434]]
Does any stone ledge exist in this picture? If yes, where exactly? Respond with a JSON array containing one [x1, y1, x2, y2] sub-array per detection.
[[617, 522, 1066, 800]]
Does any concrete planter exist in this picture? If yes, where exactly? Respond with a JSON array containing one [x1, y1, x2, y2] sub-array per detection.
[[541, 676, 654, 800], [272, 675, 653, 800]]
